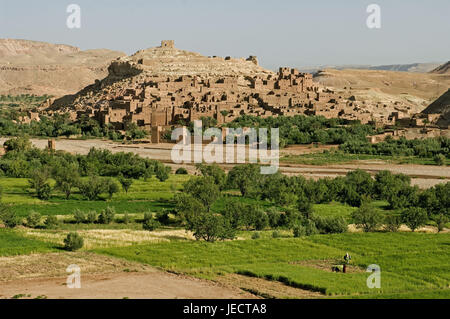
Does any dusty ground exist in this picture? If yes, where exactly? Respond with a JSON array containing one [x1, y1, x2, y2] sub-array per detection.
[[0, 252, 255, 299], [3, 138, 447, 189]]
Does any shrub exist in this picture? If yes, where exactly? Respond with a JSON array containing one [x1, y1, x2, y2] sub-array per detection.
[[434, 154, 446, 166], [86, 211, 97, 224], [44, 215, 59, 229], [156, 210, 170, 225], [122, 213, 132, 224], [401, 207, 428, 232], [78, 176, 106, 200], [63, 232, 84, 251], [105, 178, 120, 199], [26, 211, 41, 228], [384, 214, 402, 232], [175, 167, 188, 175], [0, 207, 20, 228], [267, 209, 282, 228], [313, 216, 348, 234], [98, 206, 115, 224], [73, 209, 87, 224], [293, 225, 306, 237], [272, 230, 282, 238], [351, 203, 383, 232], [251, 232, 261, 240], [143, 212, 160, 231], [433, 214, 448, 233]]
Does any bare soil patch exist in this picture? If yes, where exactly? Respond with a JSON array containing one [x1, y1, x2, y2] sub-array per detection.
[[0, 252, 255, 299]]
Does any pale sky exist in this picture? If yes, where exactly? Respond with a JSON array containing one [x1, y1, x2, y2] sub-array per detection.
[[0, 0, 449, 70]]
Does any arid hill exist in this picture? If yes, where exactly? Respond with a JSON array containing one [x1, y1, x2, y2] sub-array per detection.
[[0, 39, 125, 96], [313, 68, 450, 114], [422, 89, 450, 128], [430, 61, 450, 74]]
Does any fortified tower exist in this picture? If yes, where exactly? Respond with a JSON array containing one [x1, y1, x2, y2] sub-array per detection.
[[160, 40, 175, 48]]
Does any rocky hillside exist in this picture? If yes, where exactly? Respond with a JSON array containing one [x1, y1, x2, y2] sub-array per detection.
[[313, 68, 450, 114], [0, 39, 125, 96], [430, 61, 450, 74], [422, 89, 450, 127]]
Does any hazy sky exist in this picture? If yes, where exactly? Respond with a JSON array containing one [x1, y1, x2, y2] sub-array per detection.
[[0, 0, 449, 69]]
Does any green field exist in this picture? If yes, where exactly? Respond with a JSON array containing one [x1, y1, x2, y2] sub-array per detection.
[[1, 174, 449, 299], [94, 232, 450, 298]]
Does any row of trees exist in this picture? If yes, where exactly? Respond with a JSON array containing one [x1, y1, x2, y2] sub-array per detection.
[[340, 136, 450, 159], [174, 163, 449, 241], [0, 114, 147, 141]]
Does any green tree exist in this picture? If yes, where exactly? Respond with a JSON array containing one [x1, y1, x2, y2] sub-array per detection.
[[53, 163, 80, 200], [351, 203, 383, 232], [105, 178, 120, 199], [401, 207, 428, 232], [183, 177, 220, 211], [118, 176, 133, 193], [28, 167, 52, 200]]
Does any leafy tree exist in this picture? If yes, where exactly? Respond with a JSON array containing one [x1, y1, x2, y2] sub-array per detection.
[[3, 136, 32, 152], [79, 176, 107, 200], [196, 164, 227, 190], [44, 215, 59, 229], [52, 163, 80, 199], [118, 175, 133, 193], [433, 214, 448, 232], [351, 203, 383, 232], [384, 214, 402, 232], [297, 194, 314, 219], [143, 212, 160, 231], [183, 177, 220, 211], [227, 164, 261, 197], [155, 163, 171, 182], [401, 207, 428, 232], [105, 178, 120, 199], [28, 167, 52, 200]]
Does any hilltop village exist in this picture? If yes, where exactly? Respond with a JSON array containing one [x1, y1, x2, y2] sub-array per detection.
[[31, 41, 446, 142]]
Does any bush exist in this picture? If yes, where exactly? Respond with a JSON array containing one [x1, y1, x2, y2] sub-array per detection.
[[434, 154, 446, 166], [73, 209, 87, 224], [433, 214, 448, 232], [251, 232, 261, 240], [384, 214, 402, 232], [351, 203, 383, 232], [175, 167, 188, 175], [313, 216, 348, 234], [272, 230, 282, 238], [293, 225, 306, 237], [156, 210, 170, 225], [86, 211, 97, 224], [98, 206, 115, 224], [79, 176, 106, 200], [44, 215, 59, 229], [267, 209, 282, 228], [63, 232, 84, 251], [0, 207, 20, 228], [122, 213, 132, 224], [143, 212, 160, 231], [26, 211, 41, 228]]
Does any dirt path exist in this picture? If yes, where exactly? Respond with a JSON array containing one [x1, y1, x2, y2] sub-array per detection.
[[0, 272, 255, 299], [0, 252, 254, 299], [1, 138, 448, 188]]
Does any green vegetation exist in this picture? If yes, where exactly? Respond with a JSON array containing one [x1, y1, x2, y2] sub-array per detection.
[[95, 232, 450, 297]]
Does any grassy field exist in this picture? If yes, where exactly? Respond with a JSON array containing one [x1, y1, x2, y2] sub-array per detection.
[[281, 152, 449, 166], [0, 229, 57, 256], [94, 232, 450, 298], [1, 174, 449, 299]]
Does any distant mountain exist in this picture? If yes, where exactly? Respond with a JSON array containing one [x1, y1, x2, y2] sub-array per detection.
[[430, 61, 450, 74], [0, 39, 125, 96], [299, 62, 443, 74]]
